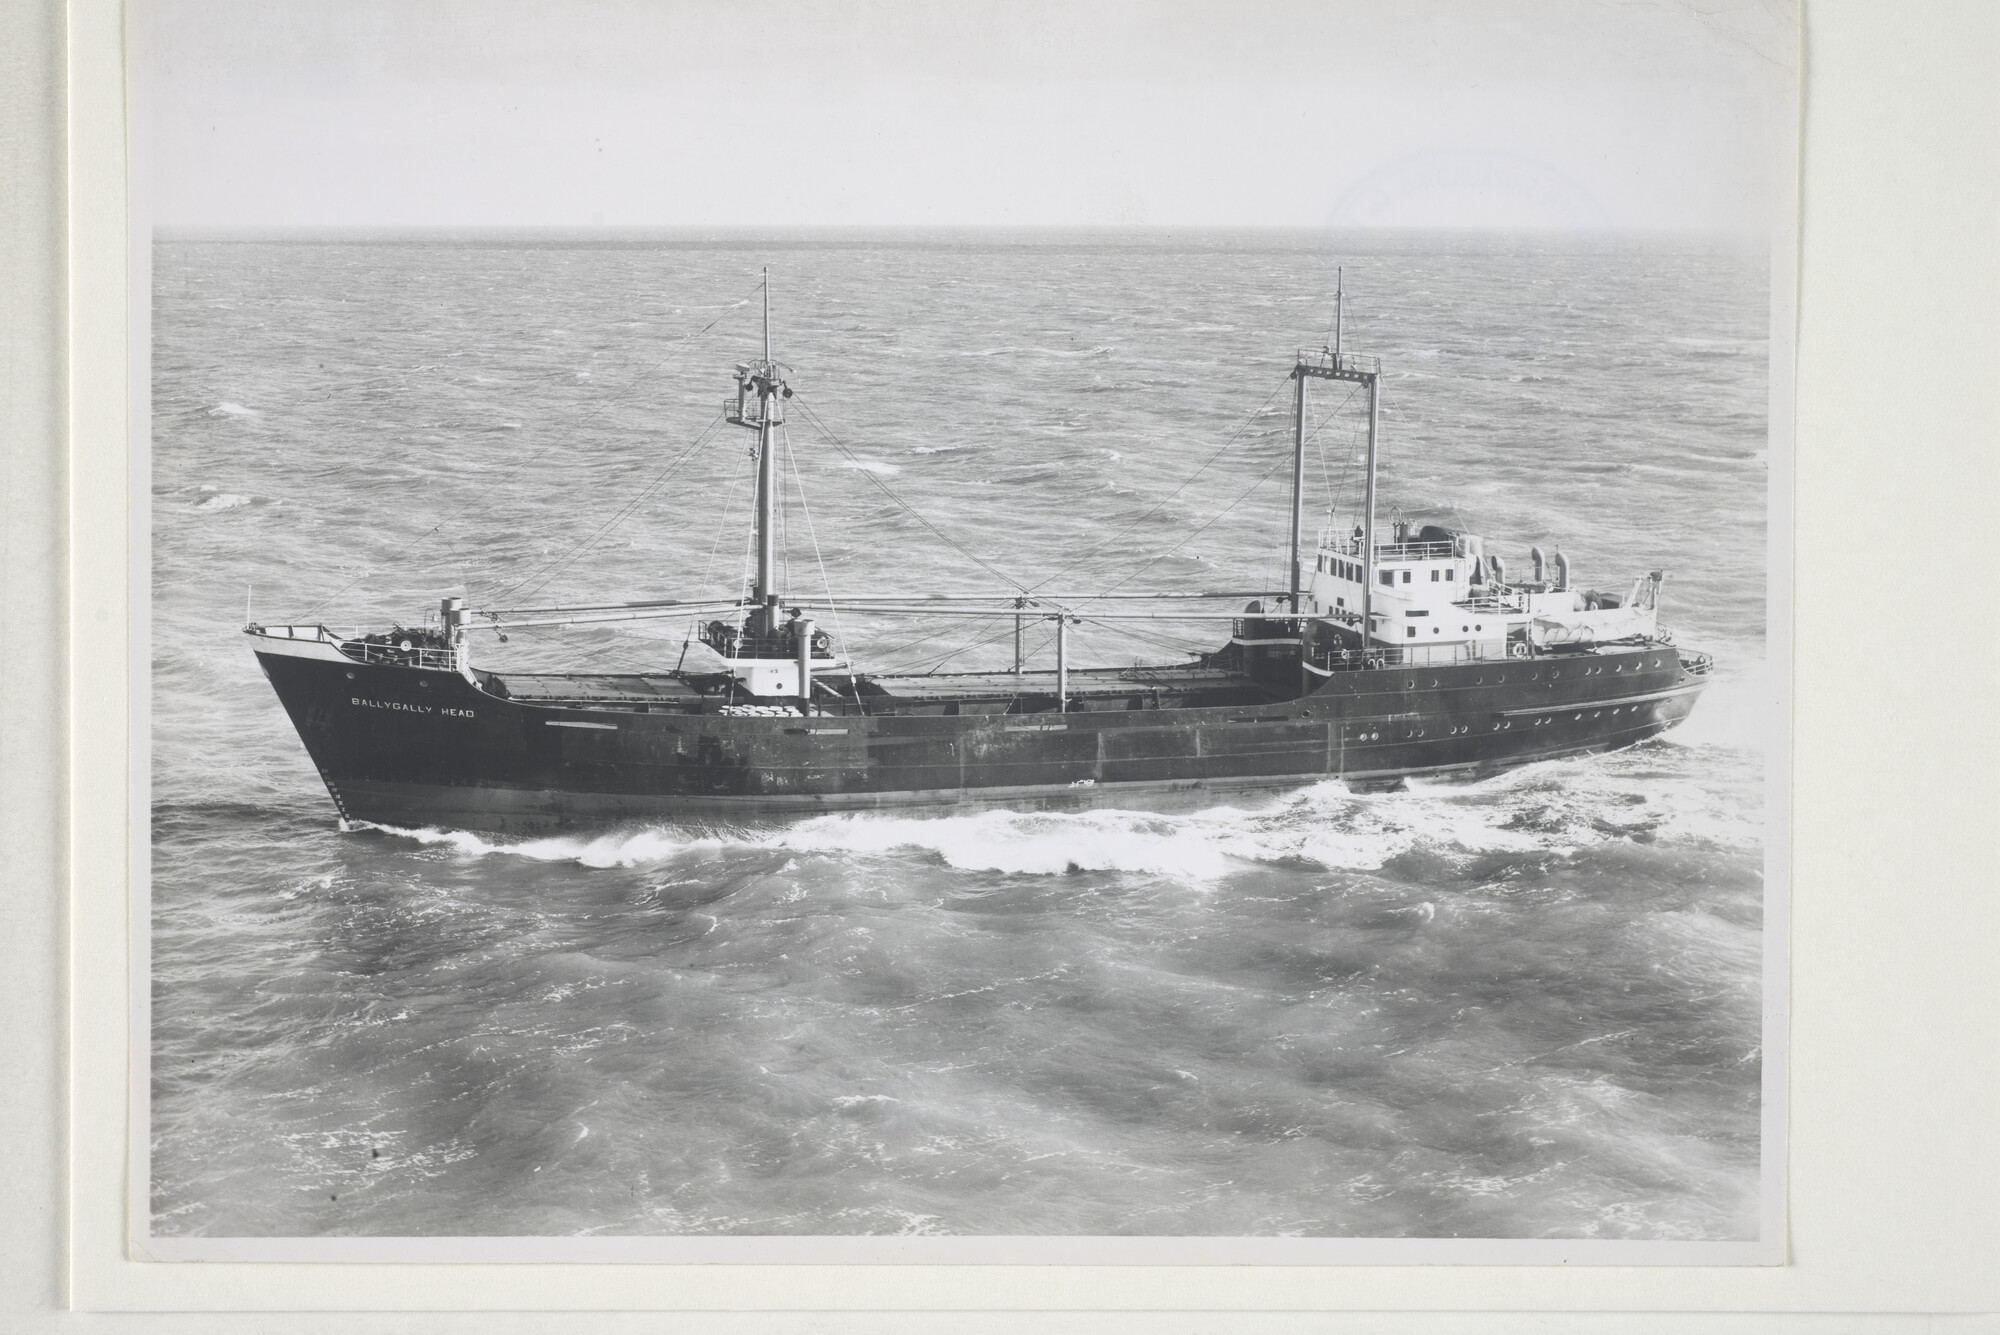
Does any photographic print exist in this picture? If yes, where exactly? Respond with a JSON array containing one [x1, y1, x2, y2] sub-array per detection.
[[142, 0, 1794, 1257]]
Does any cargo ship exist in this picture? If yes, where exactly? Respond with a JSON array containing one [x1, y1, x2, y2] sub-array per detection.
[[247, 277, 1712, 834]]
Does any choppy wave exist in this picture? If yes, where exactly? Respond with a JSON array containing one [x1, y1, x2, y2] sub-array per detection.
[[956, 345, 1116, 359], [193, 490, 254, 511]]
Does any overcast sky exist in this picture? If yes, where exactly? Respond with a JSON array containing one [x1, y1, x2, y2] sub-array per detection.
[[148, 0, 1796, 231]]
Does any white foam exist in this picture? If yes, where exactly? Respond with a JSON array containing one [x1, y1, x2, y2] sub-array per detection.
[[786, 809, 1241, 878], [838, 459, 901, 475], [194, 492, 252, 511], [357, 745, 1762, 876], [209, 401, 258, 417], [1658, 660, 1772, 755]]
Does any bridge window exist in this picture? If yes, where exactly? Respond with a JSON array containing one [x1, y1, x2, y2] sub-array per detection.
[[1406, 627, 1416, 638], [1445, 568, 1455, 581], [1380, 570, 1395, 587], [1431, 569, 1440, 582], [1402, 570, 1412, 584]]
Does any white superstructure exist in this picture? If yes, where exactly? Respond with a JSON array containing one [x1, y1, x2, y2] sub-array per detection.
[[1301, 520, 1665, 667]]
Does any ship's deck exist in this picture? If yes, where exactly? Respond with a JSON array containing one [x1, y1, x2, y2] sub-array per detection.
[[481, 662, 1275, 713], [481, 672, 707, 705], [859, 664, 1246, 699]]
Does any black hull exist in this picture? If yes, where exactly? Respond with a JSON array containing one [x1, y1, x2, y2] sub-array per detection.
[[254, 639, 1708, 834]]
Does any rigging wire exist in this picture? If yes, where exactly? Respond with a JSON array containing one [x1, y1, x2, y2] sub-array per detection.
[[698, 443, 754, 591], [872, 370, 1350, 675], [1084, 615, 1210, 661], [677, 432, 758, 669], [881, 614, 1032, 677], [1088, 449, 1295, 600], [1025, 375, 1294, 594], [870, 612, 1012, 674], [788, 394, 1031, 595], [1059, 377, 1359, 611], [733, 439, 761, 612], [302, 278, 762, 618], [493, 411, 728, 606], [781, 424, 864, 705]]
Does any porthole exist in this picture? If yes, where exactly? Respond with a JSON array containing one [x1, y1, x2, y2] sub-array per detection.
[[345, 671, 355, 680], [1551, 669, 1561, 679], [1492, 722, 1501, 731], [1574, 713, 1582, 720], [1406, 680, 1416, 689], [419, 679, 430, 688], [1592, 710, 1601, 718]]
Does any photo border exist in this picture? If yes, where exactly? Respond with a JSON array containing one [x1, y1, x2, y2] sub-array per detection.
[[47, 0, 1997, 1315]]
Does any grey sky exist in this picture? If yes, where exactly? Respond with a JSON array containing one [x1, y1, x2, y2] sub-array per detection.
[[149, 0, 1796, 231]]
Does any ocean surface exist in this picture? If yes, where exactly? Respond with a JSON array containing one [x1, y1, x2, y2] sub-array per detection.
[[150, 229, 1772, 1239]]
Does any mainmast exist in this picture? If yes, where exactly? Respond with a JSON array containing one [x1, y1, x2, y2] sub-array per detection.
[[1292, 268, 1381, 653], [729, 268, 790, 638], [1288, 349, 1309, 612]]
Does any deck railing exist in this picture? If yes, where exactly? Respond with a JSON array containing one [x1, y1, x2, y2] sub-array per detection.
[[1232, 616, 1302, 643], [340, 638, 464, 671], [1305, 640, 1507, 673], [1317, 535, 1458, 562], [1297, 350, 1382, 376], [249, 622, 466, 672], [698, 621, 837, 662]]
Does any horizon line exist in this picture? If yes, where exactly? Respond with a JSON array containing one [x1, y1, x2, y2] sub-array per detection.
[[154, 221, 1770, 240]]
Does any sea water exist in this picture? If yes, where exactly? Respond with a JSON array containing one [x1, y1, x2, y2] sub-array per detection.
[[149, 229, 1769, 1238]]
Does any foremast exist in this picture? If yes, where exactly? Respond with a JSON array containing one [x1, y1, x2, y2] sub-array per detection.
[[729, 269, 793, 640]]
